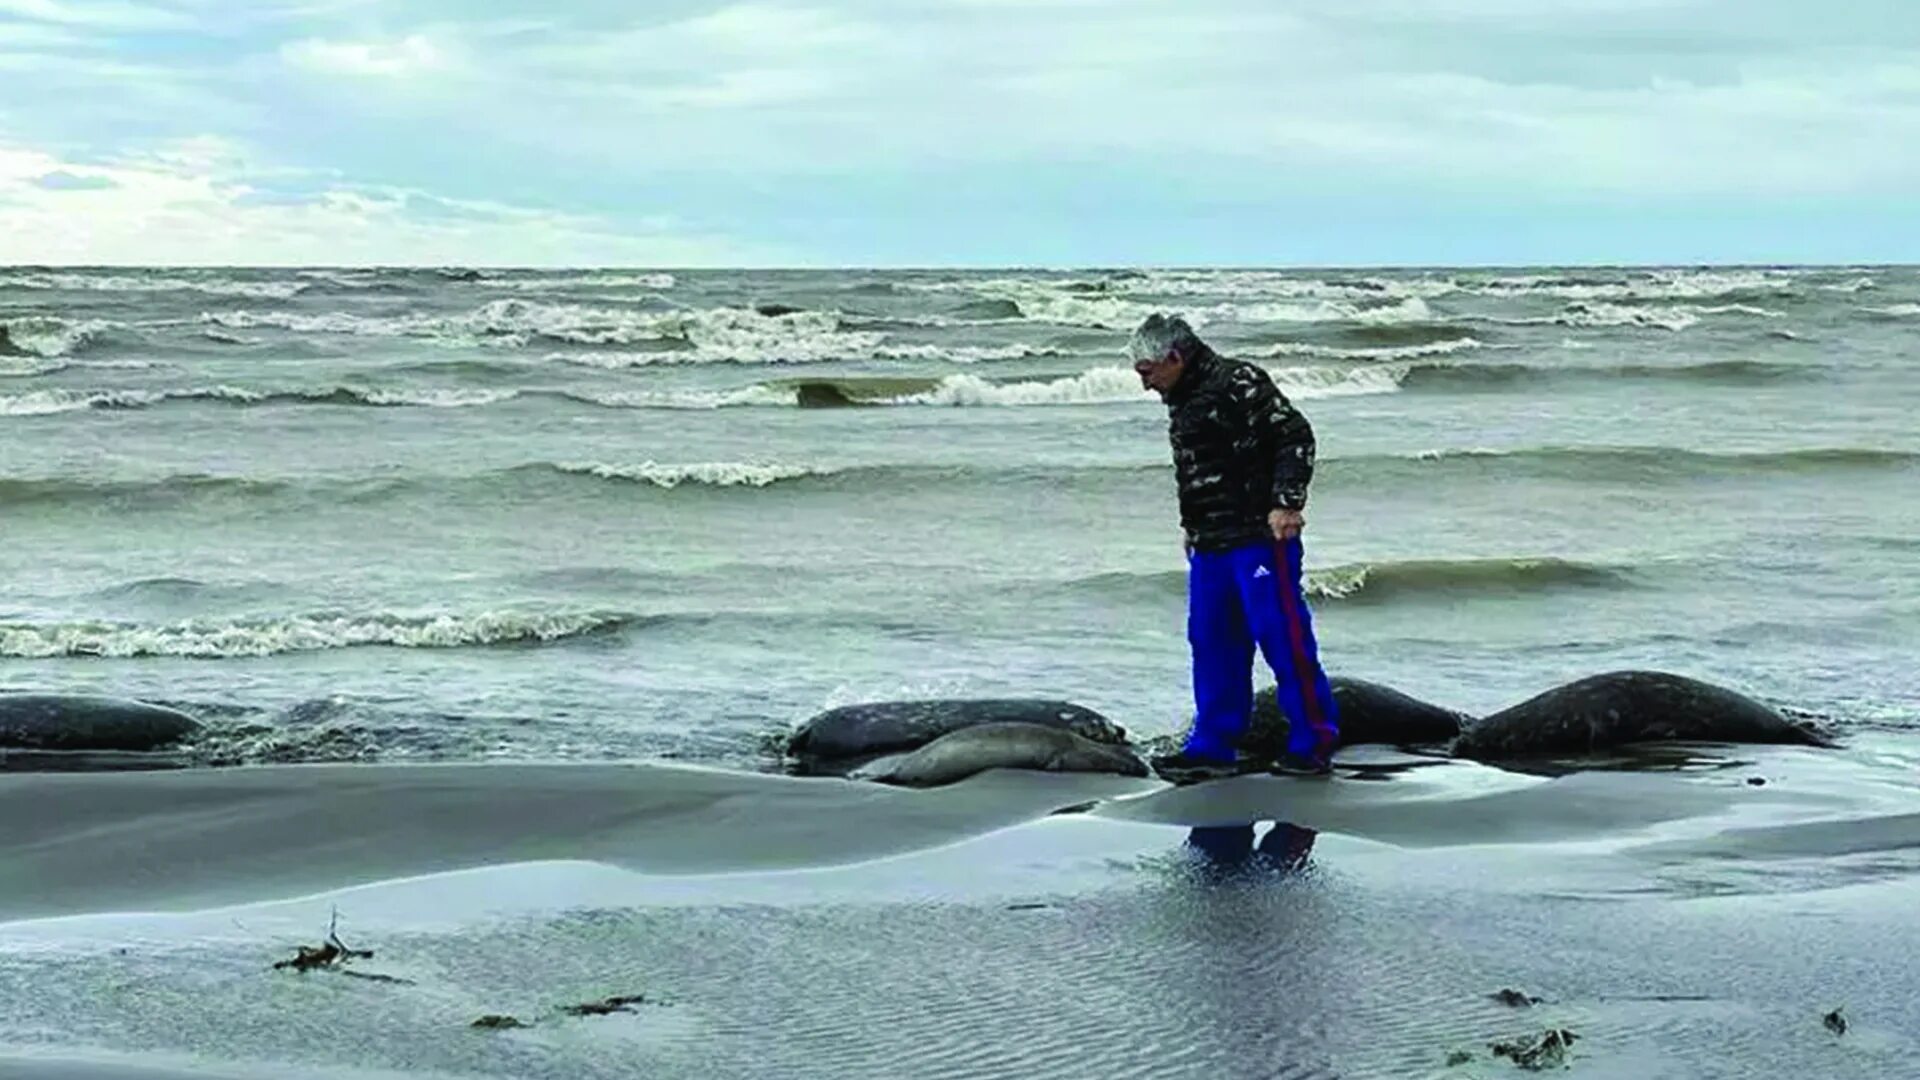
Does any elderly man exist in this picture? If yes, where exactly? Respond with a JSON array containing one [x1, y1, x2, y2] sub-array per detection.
[[1130, 313, 1339, 782]]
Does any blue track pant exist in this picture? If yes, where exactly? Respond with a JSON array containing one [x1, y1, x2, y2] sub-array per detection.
[[1186, 538, 1340, 762]]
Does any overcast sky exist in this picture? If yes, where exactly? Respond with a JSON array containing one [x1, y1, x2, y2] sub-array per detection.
[[1, 0, 1916, 266]]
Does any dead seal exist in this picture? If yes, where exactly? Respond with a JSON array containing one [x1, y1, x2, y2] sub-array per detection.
[[1240, 676, 1468, 758], [787, 699, 1127, 775], [1452, 670, 1833, 761], [0, 693, 201, 752], [855, 722, 1149, 787]]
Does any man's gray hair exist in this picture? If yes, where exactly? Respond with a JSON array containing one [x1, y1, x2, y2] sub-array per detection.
[[1127, 313, 1204, 363]]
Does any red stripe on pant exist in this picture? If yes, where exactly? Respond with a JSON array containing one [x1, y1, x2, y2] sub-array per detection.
[[1273, 540, 1327, 747]]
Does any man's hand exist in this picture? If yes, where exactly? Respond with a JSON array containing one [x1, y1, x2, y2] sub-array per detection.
[[1269, 508, 1304, 541]]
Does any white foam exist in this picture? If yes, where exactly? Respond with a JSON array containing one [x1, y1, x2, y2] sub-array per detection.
[[1265, 364, 1411, 398], [295, 270, 384, 289], [942, 280, 1441, 329], [0, 384, 517, 415], [197, 309, 430, 336], [0, 272, 307, 299], [553, 461, 831, 488], [1869, 303, 1920, 317], [0, 388, 162, 415], [1305, 566, 1371, 600], [1007, 293, 1157, 329], [544, 350, 701, 369], [564, 385, 799, 410], [1127, 271, 1453, 303], [554, 341, 1052, 369], [1504, 301, 1782, 332], [1410, 447, 1507, 461], [887, 368, 1155, 406], [0, 611, 626, 659], [871, 343, 1057, 363], [884, 363, 1404, 407], [0, 316, 114, 358], [349, 387, 517, 408], [1821, 277, 1878, 293], [199, 302, 882, 362], [1260, 336, 1483, 362], [498, 272, 678, 290], [1200, 295, 1437, 326], [900, 269, 1797, 310], [0, 358, 65, 377], [1463, 269, 1793, 302]]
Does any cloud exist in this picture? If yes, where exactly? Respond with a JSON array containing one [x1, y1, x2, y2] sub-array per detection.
[[281, 34, 446, 77], [294, 2, 1915, 199], [0, 0, 186, 30], [32, 169, 118, 190], [0, 138, 785, 265], [1, 0, 1916, 263]]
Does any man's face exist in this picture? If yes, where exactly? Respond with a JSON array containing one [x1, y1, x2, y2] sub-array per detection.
[[1134, 350, 1186, 397]]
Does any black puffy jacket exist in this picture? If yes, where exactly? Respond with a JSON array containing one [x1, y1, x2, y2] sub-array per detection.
[[1161, 348, 1317, 552]]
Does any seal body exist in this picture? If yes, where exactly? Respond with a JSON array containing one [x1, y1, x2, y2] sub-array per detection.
[[1452, 670, 1832, 760], [1241, 677, 1466, 757], [0, 694, 201, 752], [856, 722, 1149, 787], [787, 699, 1126, 773]]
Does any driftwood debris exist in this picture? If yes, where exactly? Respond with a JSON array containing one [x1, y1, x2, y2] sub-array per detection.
[[272, 910, 372, 972], [1490, 1028, 1579, 1070], [472, 993, 656, 1030], [271, 908, 412, 984], [561, 994, 650, 1017]]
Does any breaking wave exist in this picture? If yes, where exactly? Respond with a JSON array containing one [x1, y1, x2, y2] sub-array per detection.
[[780, 364, 1407, 408], [199, 301, 883, 361], [0, 271, 307, 299], [544, 340, 1054, 370], [494, 272, 678, 291], [1866, 303, 1920, 318], [881, 368, 1153, 406], [1494, 301, 1784, 332], [538, 461, 837, 488], [1058, 556, 1634, 605], [897, 268, 1804, 310], [1260, 336, 1487, 362], [1820, 277, 1878, 293], [0, 316, 115, 358], [1458, 269, 1795, 302], [0, 610, 638, 659], [1008, 293, 1438, 330], [558, 385, 800, 410], [0, 385, 517, 415], [1306, 557, 1634, 602], [5, 353, 1823, 419], [898, 276, 1441, 329]]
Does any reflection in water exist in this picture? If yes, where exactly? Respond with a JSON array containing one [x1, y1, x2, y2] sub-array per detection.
[[1184, 821, 1318, 877]]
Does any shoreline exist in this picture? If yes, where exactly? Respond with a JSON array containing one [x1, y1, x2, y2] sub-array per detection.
[[3, 745, 1918, 1078]]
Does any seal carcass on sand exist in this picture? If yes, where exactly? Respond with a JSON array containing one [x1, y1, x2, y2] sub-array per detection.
[[0, 693, 201, 752], [1452, 670, 1833, 761], [787, 699, 1127, 775], [854, 722, 1149, 787]]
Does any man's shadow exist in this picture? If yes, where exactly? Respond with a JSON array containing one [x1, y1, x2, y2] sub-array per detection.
[[1183, 821, 1317, 878]]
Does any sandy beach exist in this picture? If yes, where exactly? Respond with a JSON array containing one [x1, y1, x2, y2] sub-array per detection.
[[4, 738, 1918, 1079]]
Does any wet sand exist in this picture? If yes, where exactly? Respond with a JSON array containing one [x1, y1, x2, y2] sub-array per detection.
[[3, 742, 1918, 1078]]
